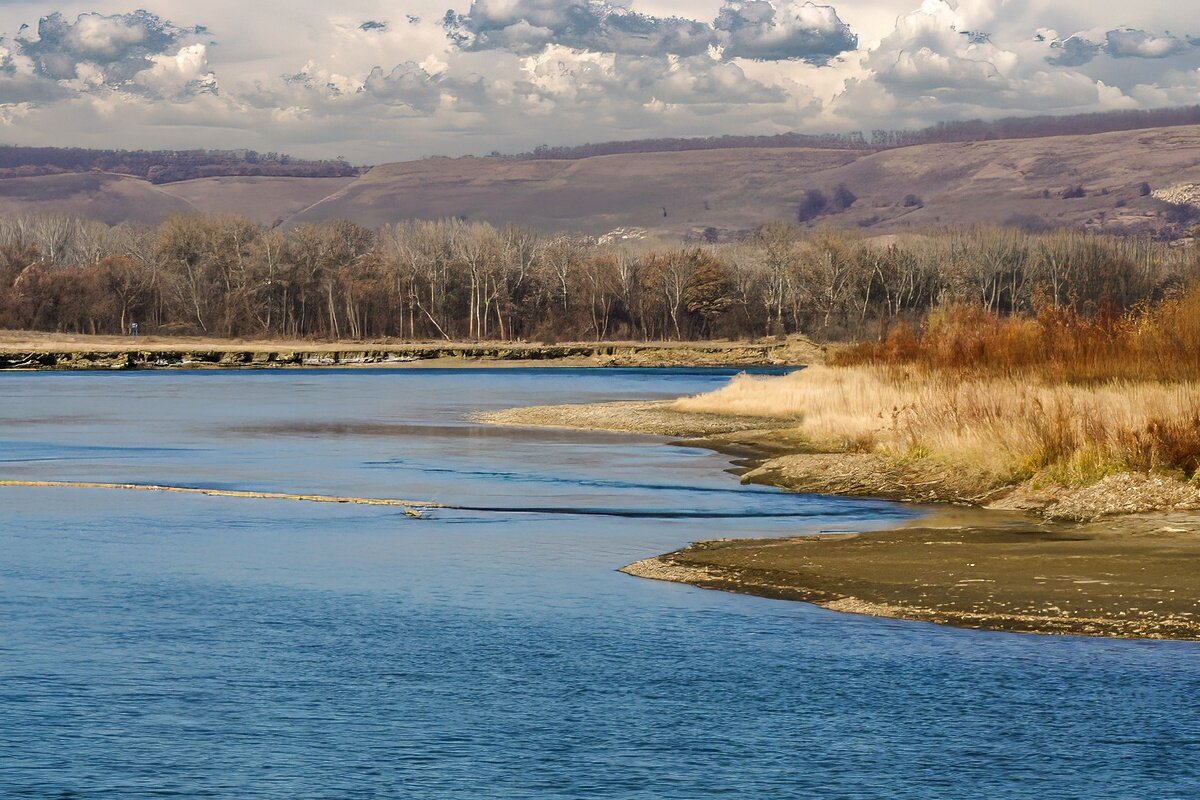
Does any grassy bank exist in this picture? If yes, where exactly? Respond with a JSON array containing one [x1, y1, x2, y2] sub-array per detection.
[[675, 365, 1200, 517]]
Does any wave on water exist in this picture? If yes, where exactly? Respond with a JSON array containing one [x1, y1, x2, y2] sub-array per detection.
[[364, 459, 782, 497]]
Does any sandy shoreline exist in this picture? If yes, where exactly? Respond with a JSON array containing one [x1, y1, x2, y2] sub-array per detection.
[[478, 401, 1200, 641]]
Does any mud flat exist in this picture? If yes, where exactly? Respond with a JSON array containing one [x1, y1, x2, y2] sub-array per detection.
[[481, 402, 1200, 640], [0, 333, 824, 370], [623, 511, 1200, 640]]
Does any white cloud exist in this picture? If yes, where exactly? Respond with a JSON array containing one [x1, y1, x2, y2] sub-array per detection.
[[16, 10, 198, 84], [0, 1, 1195, 161], [1042, 26, 1198, 66], [447, 0, 857, 63], [133, 44, 218, 98], [715, 1, 857, 61], [1105, 29, 1192, 60]]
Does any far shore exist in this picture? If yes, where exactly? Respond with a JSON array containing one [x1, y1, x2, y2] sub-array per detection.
[[477, 400, 1200, 641], [0, 331, 824, 371]]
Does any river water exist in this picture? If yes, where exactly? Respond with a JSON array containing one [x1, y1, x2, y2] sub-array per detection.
[[1, 368, 1197, 799]]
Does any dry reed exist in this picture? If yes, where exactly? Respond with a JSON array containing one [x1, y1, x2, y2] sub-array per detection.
[[675, 365, 1200, 485]]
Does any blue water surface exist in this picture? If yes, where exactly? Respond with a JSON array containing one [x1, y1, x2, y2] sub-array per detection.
[[0, 368, 1197, 799]]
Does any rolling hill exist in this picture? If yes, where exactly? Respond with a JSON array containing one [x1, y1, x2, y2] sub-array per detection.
[[0, 173, 356, 227], [2, 124, 1199, 237], [154, 176, 358, 226], [0, 173, 196, 225], [289, 125, 1200, 238]]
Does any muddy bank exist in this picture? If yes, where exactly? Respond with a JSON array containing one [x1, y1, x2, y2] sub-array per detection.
[[623, 511, 1200, 640], [482, 401, 1200, 640], [0, 335, 823, 370]]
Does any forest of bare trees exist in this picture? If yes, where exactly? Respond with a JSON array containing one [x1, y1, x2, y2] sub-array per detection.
[[0, 214, 1195, 342]]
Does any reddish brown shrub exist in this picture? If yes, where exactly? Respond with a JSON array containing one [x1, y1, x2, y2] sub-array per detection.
[[835, 284, 1200, 382]]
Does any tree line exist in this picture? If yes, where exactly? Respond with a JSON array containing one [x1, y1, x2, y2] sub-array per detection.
[[510, 106, 1200, 161], [0, 147, 361, 184], [869, 106, 1200, 149], [0, 214, 1195, 342]]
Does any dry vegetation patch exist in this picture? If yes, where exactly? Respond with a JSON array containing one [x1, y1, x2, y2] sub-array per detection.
[[673, 365, 1200, 517]]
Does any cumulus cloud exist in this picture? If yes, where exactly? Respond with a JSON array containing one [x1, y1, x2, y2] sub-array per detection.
[[16, 11, 197, 85], [0, 42, 69, 103], [445, 0, 856, 63], [270, 58, 449, 117], [362, 63, 443, 111], [132, 43, 218, 98], [1105, 29, 1192, 59], [521, 46, 785, 106], [715, 1, 857, 61], [1043, 27, 1197, 66], [826, 0, 1138, 130], [865, 0, 1009, 96], [445, 1, 714, 57], [0, 9, 217, 104], [883, 46, 1003, 92], [1044, 34, 1103, 67]]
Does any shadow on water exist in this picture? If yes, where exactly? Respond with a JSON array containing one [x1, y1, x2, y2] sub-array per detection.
[[436, 504, 885, 520], [364, 459, 784, 496]]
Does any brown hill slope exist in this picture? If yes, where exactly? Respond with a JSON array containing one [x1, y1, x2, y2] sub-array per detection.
[[287, 147, 863, 234], [0, 173, 195, 224], [290, 125, 1200, 237], [0, 173, 357, 228], [814, 126, 1200, 235], [155, 176, 357, 226]]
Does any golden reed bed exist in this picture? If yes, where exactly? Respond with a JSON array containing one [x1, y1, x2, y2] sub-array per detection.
[[675, 365, 1200, 489]]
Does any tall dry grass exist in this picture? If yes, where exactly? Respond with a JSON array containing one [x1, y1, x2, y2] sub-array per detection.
[[675, 365, 1200, 484]]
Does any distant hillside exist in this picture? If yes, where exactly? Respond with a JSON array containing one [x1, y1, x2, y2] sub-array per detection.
[[0, 146, 361, 184], [0, 173, 195, 225], [1, 119, 1199, 238], [292, 125, 1200, 239], [154, 176, 359, 227], [291, 147, 863, 233], [0, 173, 358, 227]]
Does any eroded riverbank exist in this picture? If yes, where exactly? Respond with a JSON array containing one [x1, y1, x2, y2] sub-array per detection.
[[0, 333, 824, 370]]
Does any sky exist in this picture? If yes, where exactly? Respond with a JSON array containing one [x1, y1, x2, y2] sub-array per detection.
[[0, 0, 1196, 162]]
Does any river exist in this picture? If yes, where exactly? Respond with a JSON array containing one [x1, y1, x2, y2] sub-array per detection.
[[1, 368, 1197, 798]]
